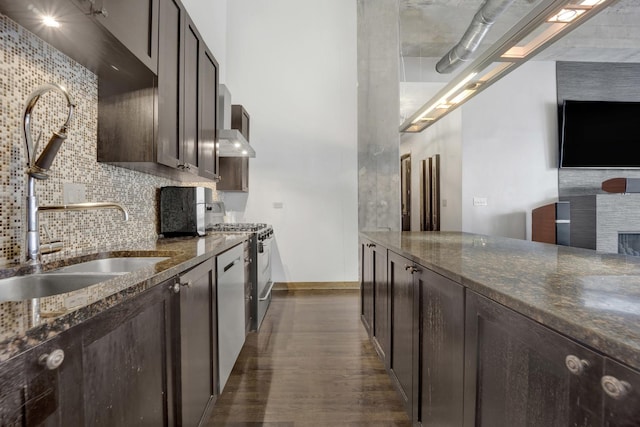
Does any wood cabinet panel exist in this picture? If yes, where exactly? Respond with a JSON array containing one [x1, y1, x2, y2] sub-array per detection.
[[81, 281, 176, 426], [88, 0, 159, 73], [418, 268, 464, 427], [464, 291, 602, 427], [198, 46, 220, 180], [372, 243, 389, 365], [360, 240, 374, 335], [388, 250, 417, 418], [157, 0, 184, 170], [603, 359, 640, 427], [217, 157, 248, 192], [178, 258, 218, 425]]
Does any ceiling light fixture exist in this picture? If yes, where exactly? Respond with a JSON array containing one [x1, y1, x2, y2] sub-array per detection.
[[42, 16, 60, 28], [400, 0, 617, 133]]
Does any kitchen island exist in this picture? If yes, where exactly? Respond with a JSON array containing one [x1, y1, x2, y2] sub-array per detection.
[[360, 231, 640, 427]]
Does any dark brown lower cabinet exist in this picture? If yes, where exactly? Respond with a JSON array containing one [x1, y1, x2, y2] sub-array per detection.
[[464, 291, 603, 427], [388, 250, 419, 419], [371, 244, 389, 365], [603, 358, 640, 427], [360, 238, 389, 365], [81, 279, 177, 426], [418, 268, 464, 427], [177, 258, 218, 426], [360, 239, 374, 336]]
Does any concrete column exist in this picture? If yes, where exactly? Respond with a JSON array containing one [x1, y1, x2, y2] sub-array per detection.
[[357, 0, 401, 231]]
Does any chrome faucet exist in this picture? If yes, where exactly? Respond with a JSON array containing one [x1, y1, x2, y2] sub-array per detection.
[[22, 83, 129, 266]]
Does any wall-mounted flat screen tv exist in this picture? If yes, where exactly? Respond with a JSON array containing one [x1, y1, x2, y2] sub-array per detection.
[[560, 100, 640, 168]]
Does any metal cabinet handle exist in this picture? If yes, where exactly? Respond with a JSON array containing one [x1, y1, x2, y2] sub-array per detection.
[[404, 265, 412, 271], [366, 243, 376, 248], [181, 280, 192, 288], [410, 266, 420, 274], [565, 355, 589, 376], [172, 283, 180, 294], [39, 349, 65, 370], [601, 375, 632, 400]]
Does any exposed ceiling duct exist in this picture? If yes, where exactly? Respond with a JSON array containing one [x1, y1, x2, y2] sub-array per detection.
[[436, 0, 536, 74]]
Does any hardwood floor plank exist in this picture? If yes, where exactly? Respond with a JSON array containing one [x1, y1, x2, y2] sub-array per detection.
[[205, 290, 411, 426]]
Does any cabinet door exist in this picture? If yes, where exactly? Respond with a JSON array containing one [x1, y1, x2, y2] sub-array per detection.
[[157, 0, 185, 169], [418, 268, 464, 427], [371, 243, 389, 364], [23, 331, 84, 427], [81, 280, 176, 426], [217, 157, 249, 192], [464, 291, 602, 427], [360, 240, 374, 335], [603, 358, 640, 426], [198, 45, 220, 180], [0, 347, 26, 426], [88, 0, 159, 73], [178, 258, 218, 426], [181, 14, 201, 175], [388, 250, 418, 418]]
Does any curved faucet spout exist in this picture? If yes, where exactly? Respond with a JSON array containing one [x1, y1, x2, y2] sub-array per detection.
[[23, 83, 75, 179], [39, 202, 130, 221]]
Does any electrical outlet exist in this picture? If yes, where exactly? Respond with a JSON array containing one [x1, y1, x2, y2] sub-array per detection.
[[63, 183, 86, 204], [473, 197, 488, 207]]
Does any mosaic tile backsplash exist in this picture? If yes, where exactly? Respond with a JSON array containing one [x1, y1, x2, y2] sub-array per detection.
[[0, 13, 217, 267]]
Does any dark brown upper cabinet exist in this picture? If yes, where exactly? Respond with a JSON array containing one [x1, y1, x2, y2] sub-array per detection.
[[97, 0, 219, 182], [231, 105, 250, 141], [72, 0, 159, 73], [217, 105, 250, 192]]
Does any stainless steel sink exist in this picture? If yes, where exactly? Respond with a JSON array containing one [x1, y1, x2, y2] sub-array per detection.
[[0, 273, 123, 302], [0, 256, 170, 302], [50, 257, 170, 273]]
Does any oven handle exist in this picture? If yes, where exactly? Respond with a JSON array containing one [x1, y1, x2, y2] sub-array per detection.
[[259, 280, 275, 301]]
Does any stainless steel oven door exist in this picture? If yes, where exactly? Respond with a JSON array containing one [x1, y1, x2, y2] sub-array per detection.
[[256, 235, 274, 329]]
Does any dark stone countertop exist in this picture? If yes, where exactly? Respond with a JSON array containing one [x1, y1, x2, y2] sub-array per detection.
[[361, 231, 640, 372], [0, 233, 247, 362]]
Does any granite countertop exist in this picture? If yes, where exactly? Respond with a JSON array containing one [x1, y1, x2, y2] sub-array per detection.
[[362, 231, 640, 371], [0, 232, 247, 362]]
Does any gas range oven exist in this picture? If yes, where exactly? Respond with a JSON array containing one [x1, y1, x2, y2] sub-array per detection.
[[207, 223, 274, 331]]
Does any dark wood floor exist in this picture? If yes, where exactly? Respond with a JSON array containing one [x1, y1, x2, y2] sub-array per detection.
[[205, 289, 412, 426]]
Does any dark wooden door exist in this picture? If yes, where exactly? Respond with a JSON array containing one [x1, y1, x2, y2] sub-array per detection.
[[418, 268, 464, 427], [388, 250, 417, 418], [603, 358, 640, 426], [0, 345, 26, 426], [464, 291, 602, 427], [360, 239, 374, 335], [157, 0, 185, 169], [80, 280, 176, 426], [178, 258, 217, 426], [198, 45, 219, 180], [89, 0, 159, 73], [371, 242, 389, 365]]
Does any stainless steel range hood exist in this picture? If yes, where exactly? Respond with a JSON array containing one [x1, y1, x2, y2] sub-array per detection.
[[218, 84, 255, 157]]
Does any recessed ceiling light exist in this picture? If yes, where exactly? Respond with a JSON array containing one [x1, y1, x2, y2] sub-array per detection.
[[42, 16, 60, 28]]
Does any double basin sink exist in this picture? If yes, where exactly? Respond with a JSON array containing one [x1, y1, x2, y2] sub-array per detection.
[[0, 256, 170, 302]]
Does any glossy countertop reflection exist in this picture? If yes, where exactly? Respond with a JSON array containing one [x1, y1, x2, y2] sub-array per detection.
[[362, 231, 640, 371], [0, 233, 247, 362]]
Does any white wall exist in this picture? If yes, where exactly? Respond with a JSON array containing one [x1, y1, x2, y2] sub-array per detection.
[[220, 0, 358, 282], [400, 60, 559, 240], [181, 0, 228, 81], [400, 82, 464, 232], [461, 61, 559, 239]]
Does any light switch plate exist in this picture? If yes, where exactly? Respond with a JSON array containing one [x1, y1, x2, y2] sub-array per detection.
[[63, 183, 86, 204], [473, 197, 488, 206]]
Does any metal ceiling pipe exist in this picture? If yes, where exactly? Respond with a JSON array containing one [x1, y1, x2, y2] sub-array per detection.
[[436, 0, 520, 74]]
